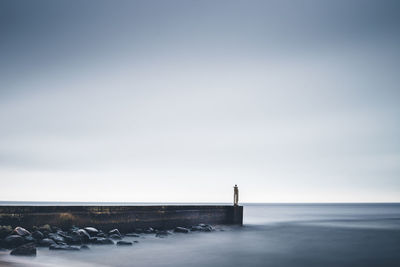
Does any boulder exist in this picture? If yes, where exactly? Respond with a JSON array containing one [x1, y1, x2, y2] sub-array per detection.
[[13, 227, 31, 237], [84, 227, 99, 236], [96, 231, 107, 238], [3, 235, 25, 249], [191, 224, 213, 232], [10, 243, 36, 256], [37, 238, 56, 247], [77, 229, 90, 242], [49, 244, 80, 251], [155, 230, 171, 238], [24, 235, 35, 243], [69, 226, 79, 232], [144, 227, 155, 234], [0, 226, 13, 239], [32, 230, 44, 240], [80, 245, 90, 250], [108, 229, 121, 237], [48, 233, 65, 243], [117, 241, 132, 246], [58, 232, 82, 245], [174, 227, 190, 233], [38, 224, 52, 233]]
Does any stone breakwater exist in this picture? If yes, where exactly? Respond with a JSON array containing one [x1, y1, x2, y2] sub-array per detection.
[[0, 205, 243, 232], [0, 224, 217, 256]]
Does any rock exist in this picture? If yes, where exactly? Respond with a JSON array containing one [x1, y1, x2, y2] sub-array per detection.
[[48, 233, 65, 243], [38, 224, 52, 233], [77, 229, 90, 242], [52, 226, 61, 232], [96, 232, 107, 238], [155, 230, 171, 238], [69, 226, 79, 232], [49, 244, 80, 251], [174, 227, 190, 233], [37, 238, 56, 247], [24, 235, 35, 243], [108, 229, 121, 237], [13, 227, 31, 237], [0, 226, 13, 239], [109, 234, 122, 240], [191, 224, 214, 232], [58, 232, 82, 245], [32, 230, 44, 240], [3, 235, 25, 249], [125, 233, 140, 237], [117, 241, 132, 246], [84, 227, 99, 236], [144, 227, 155, 234], [10, 243, 36, 256], [80, 245, 90, 250], [90, 237, 114, 245]]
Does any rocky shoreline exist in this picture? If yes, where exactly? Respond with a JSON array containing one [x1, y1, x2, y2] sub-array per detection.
[[0, 224, 215, 257]]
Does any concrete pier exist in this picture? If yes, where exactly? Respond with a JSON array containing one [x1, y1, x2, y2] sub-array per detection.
[[0, 205, 243, 232]]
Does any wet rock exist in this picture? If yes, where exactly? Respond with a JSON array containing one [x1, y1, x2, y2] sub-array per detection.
[[117, 241, 132, 246], [77, 229, 90, 242], [32, 230, 44, 240], [38, 224, 52, 233], [48, 233, 65, 243], [37, 238, 56, 247], [51, 226, 61, 233], [155, 230, 171, 238], [13, 227, 31, 237], [174, 227, 190, 233], [24, 235, 35, 243], [96, 231, 107, 238], [125, 233, 140, 237], [80, 245, 90, 250], [108, 229, 121, 237], [3, 235, 25, 249], [0, 226, 12, 238], [84, 227, 99, 236], [109, 234, 122, 240], [68, 234, 83, 245], [49, 244, 80, 251], [10, 243, 36, 256], [144, 227, 155, 234], [69, 226, 79, 232], [90, 237, 114, 245], [191, 224, 214, 232]]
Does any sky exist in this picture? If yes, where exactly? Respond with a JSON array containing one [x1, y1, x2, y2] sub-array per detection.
[[0, 0, 399, 203]]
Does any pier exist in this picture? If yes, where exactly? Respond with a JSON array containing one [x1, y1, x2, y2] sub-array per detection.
[[0, 205, 243, 232]]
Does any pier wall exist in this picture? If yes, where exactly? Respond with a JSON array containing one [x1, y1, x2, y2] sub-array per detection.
[[0, 205, 243, 232]]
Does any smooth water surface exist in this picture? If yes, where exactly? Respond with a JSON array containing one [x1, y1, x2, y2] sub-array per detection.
[[1, 203, 400, 267]]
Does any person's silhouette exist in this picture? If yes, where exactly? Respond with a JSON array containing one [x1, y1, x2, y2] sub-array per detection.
[[234, 184, 239, 206]]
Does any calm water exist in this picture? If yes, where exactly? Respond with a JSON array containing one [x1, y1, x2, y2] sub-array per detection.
[[2, 203, 400, 267]]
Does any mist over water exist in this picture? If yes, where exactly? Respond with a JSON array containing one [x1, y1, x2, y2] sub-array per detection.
[[2, 203, 400, 267]]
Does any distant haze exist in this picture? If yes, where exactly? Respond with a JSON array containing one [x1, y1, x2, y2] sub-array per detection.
[[1, 0, 399, 202]]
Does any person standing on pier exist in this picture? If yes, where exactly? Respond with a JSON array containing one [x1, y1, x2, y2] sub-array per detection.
[[234, 184, 239, 206]]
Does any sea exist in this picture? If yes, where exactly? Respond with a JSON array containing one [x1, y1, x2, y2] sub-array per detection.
[[1, 203, 399, 267]]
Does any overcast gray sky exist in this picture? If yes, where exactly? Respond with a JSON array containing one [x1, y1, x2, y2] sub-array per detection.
[[1, 0, 399, 202]]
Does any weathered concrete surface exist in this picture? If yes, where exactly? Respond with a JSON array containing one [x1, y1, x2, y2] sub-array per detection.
[[0, 205, 243, 232]]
